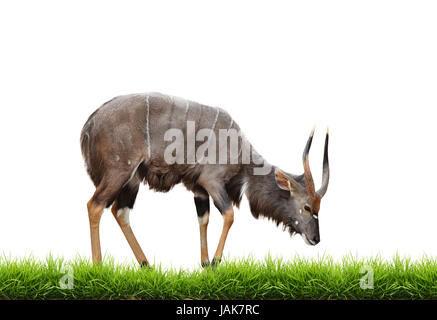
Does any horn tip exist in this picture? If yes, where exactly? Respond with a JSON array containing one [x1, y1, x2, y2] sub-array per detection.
[[326, 127, 329, 135]]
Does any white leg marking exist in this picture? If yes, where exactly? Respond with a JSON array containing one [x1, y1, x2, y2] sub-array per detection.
[[198, 212, 209, 250], [117, 208, 131, 226], [198, 212, 209, 226]]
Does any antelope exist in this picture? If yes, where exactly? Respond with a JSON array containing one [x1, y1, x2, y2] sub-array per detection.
[[80, 92, 330, 267]]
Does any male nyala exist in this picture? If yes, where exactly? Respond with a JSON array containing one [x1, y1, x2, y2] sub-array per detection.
[[80, 92, 330, 267]]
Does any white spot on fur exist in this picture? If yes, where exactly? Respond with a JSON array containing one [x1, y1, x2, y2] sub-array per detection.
[[295, 220, 299, 225], [314, 215, 318, 220], [127, 160, 131, 165], [115, 155, 120, 161]]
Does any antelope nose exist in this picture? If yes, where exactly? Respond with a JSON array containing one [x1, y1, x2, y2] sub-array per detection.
[[312, 235, 320, 244]]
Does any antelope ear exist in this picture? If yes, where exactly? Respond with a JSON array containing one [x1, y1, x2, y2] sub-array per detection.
[[274, 168, 299, 192]]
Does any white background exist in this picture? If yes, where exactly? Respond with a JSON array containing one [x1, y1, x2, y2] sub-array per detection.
[[0, 1, 436, 270]]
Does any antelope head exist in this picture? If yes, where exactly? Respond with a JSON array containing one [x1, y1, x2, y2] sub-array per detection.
[[274, 128, 330, 246]]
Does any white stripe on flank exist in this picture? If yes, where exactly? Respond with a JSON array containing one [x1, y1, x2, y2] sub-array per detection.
[[196, 108, 220, 164], [145, 95, 151, 158], [209, 108, 220, 139], [211, 108, 220, 132], [121, 158, 144, 188], [84, 131, 91, 168], [208, 109, 220, 149], [184, 101, 190, 120]]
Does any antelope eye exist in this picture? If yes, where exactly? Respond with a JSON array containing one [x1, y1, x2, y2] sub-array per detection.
[[304, 205, 311, 212]]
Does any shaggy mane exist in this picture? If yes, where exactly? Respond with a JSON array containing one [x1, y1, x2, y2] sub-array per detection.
[[245, 168, 305, 235]]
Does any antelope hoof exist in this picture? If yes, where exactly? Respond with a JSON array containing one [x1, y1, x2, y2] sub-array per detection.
[[140, 261, 151, 269], [211, 257, 221, 269], [201, 261, 210, 268]]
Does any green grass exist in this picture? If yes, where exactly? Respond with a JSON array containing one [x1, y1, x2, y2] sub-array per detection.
[[0, 255, 436, 299]]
